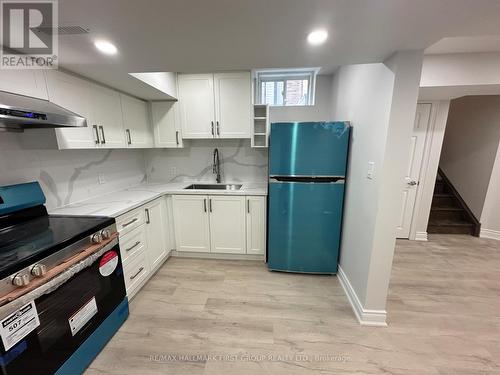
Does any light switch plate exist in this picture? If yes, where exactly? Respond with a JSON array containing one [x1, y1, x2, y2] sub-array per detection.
[[98, 173, 106, 184], [367, 161, 375, 180]]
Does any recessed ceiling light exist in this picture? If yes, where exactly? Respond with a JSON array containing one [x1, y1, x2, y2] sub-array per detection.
[[307, 29, 328, 45], [94, 40, 118, 55]]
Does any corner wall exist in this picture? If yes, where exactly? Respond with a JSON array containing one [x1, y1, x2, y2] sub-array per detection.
[[332, 51, 423, 325]]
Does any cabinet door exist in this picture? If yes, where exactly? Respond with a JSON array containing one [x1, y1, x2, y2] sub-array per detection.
[[0, 70, 48, 99], [145, 198, 169, 272], [151, 101, 183, 148], [209, 195, 246, 254], [45, 70, 98, 149], [91, 84, 126, 148], [178, 74, 215, 139], [246, 196, 266, 255], [172, 195, 210, 252], [120, 94, 153, 148], [214, 72, 252, 139]]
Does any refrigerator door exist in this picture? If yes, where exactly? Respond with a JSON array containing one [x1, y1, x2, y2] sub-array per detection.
[[267, 181, 345, 273], [269, 122, 350, 177]]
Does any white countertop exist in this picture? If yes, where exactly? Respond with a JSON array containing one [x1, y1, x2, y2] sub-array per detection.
[[50, 182, 267, 218]]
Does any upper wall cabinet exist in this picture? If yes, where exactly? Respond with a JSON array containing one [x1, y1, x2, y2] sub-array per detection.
[[178, 72, 251, 139], [0, 70, 48, 100], [91, 84, 127, 149], [120, 94, 154, 148], [45, 70, 99, 149], [151, 101, 183, 148]]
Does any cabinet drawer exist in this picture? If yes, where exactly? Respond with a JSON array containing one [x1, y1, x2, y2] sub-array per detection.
[[116, 208, 145, 235], [123, 251, 150, 297], [119, 225, 147, 263]]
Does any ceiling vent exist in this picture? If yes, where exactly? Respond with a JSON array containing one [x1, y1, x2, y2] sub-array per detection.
[[35, 26, 90, 35]]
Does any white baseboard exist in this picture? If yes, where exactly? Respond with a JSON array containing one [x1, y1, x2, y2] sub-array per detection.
[[414, 231, 428, 241], [171, 250, 265, 261], [480, 228, 500, 241], [337, 266, 387, 327]]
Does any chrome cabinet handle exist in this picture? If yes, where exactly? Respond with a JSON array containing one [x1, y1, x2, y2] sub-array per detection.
[[130, 267, 144, 280], [122, 218, 138, 228], [247, 199, 250, 213], [98, 126, 106, 144], [126, 129, 132, 145], [211, 121, 214, 136], [145, 208, 150, 224], [209, 198, 212, 212], [216, 121, 220, 136], [175, 130, 179, 145], [92, 125, 100, 144], [203, 199, 207, 212], [125, 241, 140, 252]]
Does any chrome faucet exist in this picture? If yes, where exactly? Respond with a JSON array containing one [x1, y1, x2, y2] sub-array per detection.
[[213, 148, 221, 183]]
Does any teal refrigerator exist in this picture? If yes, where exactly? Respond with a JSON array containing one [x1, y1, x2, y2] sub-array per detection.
[[267, 122, 350, 274]]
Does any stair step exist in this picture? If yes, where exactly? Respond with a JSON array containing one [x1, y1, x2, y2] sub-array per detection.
[[432, 194, 459, 208], [430, 207, 466, 221], [428, 223, 474, 235]]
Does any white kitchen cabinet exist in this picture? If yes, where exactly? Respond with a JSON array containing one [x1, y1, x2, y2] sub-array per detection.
[[123, 250, 150, 299], [151, 101, 183, 148], [45, 70, 99, 149], [178, 74, 215, 139], [120, 94, 154, 148], [91, 84, 126, 148], [246, 196, 266, 255], [144, 198, 169, 272], [214, 72, 252, 138], [0, 70, 48, 100], [172, 195, 211, 252], [178, 72, 252, 139], [209, 196, 246, 254]]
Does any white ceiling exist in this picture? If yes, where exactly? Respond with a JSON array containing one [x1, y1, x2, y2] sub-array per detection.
[[57, 0, 500, 99]]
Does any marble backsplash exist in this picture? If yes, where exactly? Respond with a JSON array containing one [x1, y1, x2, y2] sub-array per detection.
[[145, 139, 268, 184], [0, 130, 147, 211]]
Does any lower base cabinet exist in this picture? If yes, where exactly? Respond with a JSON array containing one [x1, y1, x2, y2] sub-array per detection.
[[116, 197, 171, 299], [172, 194, 266, 255]]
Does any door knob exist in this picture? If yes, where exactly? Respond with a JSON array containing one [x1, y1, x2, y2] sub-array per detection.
[[407, 180, 418, 186]]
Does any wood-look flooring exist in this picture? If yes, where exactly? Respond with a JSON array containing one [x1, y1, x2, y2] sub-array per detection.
[[86, 235, 500, 374]]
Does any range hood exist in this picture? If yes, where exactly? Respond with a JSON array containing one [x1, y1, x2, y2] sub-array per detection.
[[0, 91, 87, 132]]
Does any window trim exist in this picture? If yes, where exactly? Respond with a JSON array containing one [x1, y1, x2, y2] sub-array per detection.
[[255, 69, 318, 107]]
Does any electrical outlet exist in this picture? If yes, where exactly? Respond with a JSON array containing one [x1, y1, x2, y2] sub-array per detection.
[[367, 161, 375, 180], [170, 167, 177, 178], [98, 173, 106, 184]]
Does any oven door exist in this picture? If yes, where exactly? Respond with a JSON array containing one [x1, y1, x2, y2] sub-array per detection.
[[0, 238, 128, 375]]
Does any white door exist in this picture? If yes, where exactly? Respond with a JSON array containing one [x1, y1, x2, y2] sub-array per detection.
[[120, 94, 153, 148], [151, 101, 183, 148], [45, 70, 98, 149], [91, 84, 126, 148], [172, 195, 210, 252], [0, 70, 48, 99], [145, 198, 168, 272], [214, 72, 252, 139], [178, 74, 215, 138], [396, 103, 432, 238], [209, 196, 246, 254], [246, 196, 266, 255]]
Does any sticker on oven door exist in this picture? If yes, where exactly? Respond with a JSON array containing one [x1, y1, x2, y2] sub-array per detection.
[[69, 297, 98, 336], [99, 250, 118, 276], [0, 300, 40, 351]]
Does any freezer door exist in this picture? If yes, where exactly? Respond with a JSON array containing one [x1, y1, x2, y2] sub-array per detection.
[[269, 122, 350, 177], [267, 181, 345, 274]]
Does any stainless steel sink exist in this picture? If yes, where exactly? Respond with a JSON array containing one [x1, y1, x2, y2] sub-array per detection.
[[184, 183, 242, 191]]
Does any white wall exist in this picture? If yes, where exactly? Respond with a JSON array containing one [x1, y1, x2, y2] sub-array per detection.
[[482, 141, 500, 236], [331, 51, 423, 324], [269, 75, 332, 122], [0, 130, 146, 211], [129, 72, 178, 99], [146, 139, 268, 183], [440, 96, 500, 219]]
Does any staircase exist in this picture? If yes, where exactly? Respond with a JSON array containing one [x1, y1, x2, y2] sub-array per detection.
[[427, 169, 480, 236]]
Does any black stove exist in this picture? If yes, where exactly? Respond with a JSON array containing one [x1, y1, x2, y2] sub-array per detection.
[[0, 185, 113, 280]]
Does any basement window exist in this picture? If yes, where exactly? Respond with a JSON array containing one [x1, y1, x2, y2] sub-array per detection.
[[255, 69, 318, 106]]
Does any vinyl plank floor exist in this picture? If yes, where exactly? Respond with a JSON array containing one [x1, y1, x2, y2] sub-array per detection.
[[86, 234, 500, 374]]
